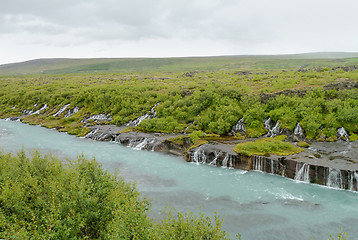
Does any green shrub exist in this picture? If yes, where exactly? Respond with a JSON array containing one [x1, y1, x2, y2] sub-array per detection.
[[0, 151, 230, 240]]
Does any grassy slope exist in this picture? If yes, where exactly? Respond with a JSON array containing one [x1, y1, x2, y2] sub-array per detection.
[[1, 52, 358, 75]]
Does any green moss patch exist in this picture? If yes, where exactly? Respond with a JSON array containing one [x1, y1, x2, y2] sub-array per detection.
[[297, 141, 311, 148], [233, 135, 304, 157]]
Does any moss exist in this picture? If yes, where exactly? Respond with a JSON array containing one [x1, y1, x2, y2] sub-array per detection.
[[167, 135, 188, 146], [119, 127, 137, 133], [350, 133, 358, 142], [246, 128, 266, 138], [233, 136, 304, 157], [326, 136, 338, 142], [189, 139, 208, 150], [297, 141, 310, 148]]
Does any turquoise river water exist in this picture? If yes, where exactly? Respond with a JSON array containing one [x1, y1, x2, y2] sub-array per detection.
[[0, 119, 358, 240]]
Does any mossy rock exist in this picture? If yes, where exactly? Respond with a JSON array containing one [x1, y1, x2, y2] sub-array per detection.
[[297, 141, 310, 148], [350, 133, 358, 142], [233, 135, 304, 157]]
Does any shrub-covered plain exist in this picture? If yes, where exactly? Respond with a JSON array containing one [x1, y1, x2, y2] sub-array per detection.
[[0, 66, 357, 140]]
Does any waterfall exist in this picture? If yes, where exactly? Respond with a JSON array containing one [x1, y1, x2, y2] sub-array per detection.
[[252, 155, 265, 171], [53, 104, 70, 117], [270, 160, 275, 174], [229, 155, 233, 168], [191, 148, 206, 165], [64, 106, 80, 118], [348, 171, 358, 191], [33, 104, 48, 115], [126, 103, 159, 127], [231, 118, 246, 133], [326, 168, 343, 189], [264, 117, 280, 137], [127, 138, 155, 151], [222, 153, 229, 168], [293, 122, 304, 138], [337, 127, 350, 142], [294, 163, 310, 183], [209, 151, 220, 166], [84, 128, 98, 138], [89, 114, 112, 122]]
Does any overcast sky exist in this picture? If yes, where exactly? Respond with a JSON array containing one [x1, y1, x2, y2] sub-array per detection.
[[1, 0, 357, 64]]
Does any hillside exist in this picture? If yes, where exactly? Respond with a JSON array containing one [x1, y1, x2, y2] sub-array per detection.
[[1, 52, 358, 75]]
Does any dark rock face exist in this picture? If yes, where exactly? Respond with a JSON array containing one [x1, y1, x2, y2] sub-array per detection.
[[182, 72, 197, 77], [234, 71, 252, 76], [85, 128, 117, 141], [323, 79, 358, 91], [331, 65, 358, 72], [260, 89, 307, 103], [185, 145, 251, 170], [185, 145, 358, 192]]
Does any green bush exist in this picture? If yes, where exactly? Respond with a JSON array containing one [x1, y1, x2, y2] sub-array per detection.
[[0, 151, 230, 240]]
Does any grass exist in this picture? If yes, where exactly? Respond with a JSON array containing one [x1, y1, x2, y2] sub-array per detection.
[[1, 53, 358, 75], [233, 135, 304, 157]]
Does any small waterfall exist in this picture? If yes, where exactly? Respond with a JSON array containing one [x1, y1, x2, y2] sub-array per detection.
[[89, 114, 113, 122], [270, 160, 275, 174], [209, 151, 220, 166], [294, 163, 310, 183], [53, 104, 70, 117], [337, 127, 350, 142], [252, 155, 265, 171], [127, 103, 159, 127], [231, 118, 246, 133], [22, 109, 34, 115], [33, 104, 48, 115], [64, 106, 80, 118], [326, 168, 343, 189], [132, 138, 148, 150], [84, 128, 99, 138], [127, 138, 155, 151], [229, 155, 233, 168], [264, 117, 272, 130], [348, 171, 358, 191], [293, 122, 304, 138], [191, 148, 206, 165], [264, 117, 280, 137], [222, 153, 229, 168]]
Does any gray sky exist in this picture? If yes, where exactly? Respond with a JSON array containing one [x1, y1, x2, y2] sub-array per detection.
[[1, 0, 357, 64]]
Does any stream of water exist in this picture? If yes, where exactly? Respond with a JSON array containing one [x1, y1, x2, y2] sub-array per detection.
[[1, 119, 358, 240]]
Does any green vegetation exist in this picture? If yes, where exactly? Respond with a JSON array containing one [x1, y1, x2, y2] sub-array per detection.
[[1, 53, 358, 75], [297, 141, 311, 148], [0, 150, 230, 239], [0, 56, 357, 141], [233, 136, 304, 157]]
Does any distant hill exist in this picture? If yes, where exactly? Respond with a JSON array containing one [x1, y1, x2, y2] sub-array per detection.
[[1, 52, 358, 75]]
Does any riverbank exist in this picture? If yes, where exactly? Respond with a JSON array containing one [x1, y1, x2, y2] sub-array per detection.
[[80, 122, 358, 191]]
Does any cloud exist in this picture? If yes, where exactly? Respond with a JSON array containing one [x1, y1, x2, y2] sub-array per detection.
[[0, 0, 358, 64]]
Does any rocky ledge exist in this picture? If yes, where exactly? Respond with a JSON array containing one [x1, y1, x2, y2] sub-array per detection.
[[83, 124, 358, 192]]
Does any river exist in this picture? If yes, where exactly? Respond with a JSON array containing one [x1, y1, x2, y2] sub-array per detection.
[[1, 119, 357, 239]]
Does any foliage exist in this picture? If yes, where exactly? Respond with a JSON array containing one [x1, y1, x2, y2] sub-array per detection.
[[0, 151, 230, 239], [0, 64, 358, 138], [233, 136, 304, 157]]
